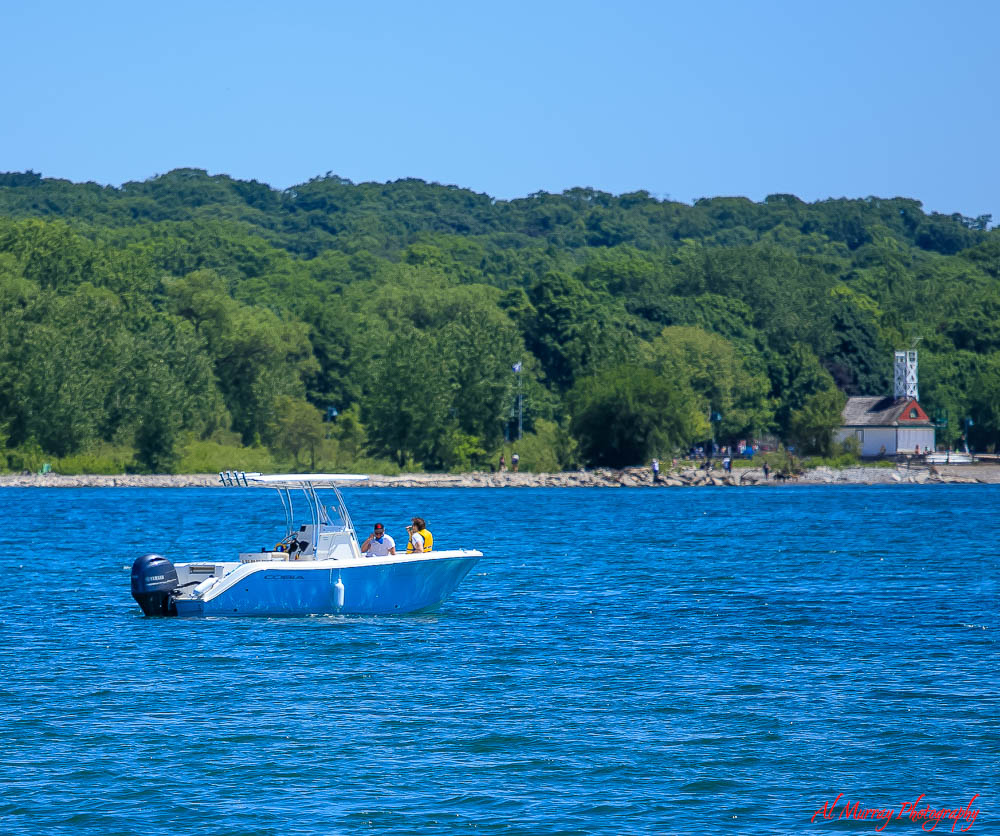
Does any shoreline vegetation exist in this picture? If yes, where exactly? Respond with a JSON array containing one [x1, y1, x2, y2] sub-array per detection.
[[2, 464, 997, 488], [0, 171, 999, 481]]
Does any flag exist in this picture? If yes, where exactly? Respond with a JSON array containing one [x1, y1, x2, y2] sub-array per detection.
[[512, 362, 522, 372]]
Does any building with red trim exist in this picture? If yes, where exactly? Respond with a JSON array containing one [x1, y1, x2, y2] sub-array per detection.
[[834, 396, 936, 457]]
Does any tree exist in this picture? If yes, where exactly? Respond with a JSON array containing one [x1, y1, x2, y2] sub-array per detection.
[[209, 305, 319, 445], [967, 354, 1000, 452], [520, 271, 636, 390], [435, 307, 523, 451], [134, 387, 182, 473], [509, 418, 578, 472], [767, 343, 838, 440], [821, 291, 889, 395], [328, 405, 367, 465], [643, 326, 773, 443], [567, 365, 706, 467], [917, 349, 978, 449], [270, 396, 326, 468], [787, 388, 846, 456], [162, 269, 233, 335], [364, 329, 455, 467]]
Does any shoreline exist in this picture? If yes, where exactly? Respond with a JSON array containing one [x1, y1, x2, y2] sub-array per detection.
[[1, 464, 997, 488]]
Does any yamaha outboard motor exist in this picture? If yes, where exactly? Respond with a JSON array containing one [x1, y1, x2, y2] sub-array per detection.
[[131, 554, 179, 616]]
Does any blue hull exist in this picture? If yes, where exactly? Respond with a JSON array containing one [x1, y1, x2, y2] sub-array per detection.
[[174, 554, 479, 617]]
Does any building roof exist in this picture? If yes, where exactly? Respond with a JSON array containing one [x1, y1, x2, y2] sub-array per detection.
[[841, 396, 933, 427]]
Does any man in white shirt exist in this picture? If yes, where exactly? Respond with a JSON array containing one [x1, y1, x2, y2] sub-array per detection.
[[361, 523, 396, 557]]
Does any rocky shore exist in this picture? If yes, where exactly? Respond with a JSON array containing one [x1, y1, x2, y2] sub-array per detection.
[[1, 464, 997, 488]]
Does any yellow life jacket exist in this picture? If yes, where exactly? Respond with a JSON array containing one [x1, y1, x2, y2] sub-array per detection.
[[407, 528, 433, 553]]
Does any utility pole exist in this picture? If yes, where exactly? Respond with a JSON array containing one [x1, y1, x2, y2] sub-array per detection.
[[513, 362, 523, 440]]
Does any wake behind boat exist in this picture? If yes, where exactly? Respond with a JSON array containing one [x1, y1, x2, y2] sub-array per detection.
[[130, 472, 482, 617]]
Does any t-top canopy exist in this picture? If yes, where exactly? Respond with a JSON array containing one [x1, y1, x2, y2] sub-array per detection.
[[219, 471, 369, 490], [247, 473, 369, 484]]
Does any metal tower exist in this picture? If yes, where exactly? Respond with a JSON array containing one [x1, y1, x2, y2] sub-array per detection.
[[893, 350, 918, 399]]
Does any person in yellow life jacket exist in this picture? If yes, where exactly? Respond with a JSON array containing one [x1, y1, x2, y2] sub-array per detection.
[[406, 517, 433, 553]]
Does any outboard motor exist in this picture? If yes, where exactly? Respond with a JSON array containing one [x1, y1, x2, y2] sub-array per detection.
[[131, 554, 179, 616]]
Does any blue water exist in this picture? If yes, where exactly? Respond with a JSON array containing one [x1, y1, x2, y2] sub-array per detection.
[[0, 486, 995, 834]]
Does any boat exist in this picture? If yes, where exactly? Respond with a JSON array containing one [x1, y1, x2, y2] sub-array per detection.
[[130, 472, 482, 617]]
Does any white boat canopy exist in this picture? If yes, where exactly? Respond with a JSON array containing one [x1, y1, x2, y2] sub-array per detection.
[[247, 473, 369, 484], [219, 471, 369, 538]]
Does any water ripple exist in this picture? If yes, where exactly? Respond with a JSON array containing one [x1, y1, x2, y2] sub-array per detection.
[[0, 485, 996, 834]]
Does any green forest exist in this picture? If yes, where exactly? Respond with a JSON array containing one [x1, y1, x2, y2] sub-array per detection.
[[0, 168, 997, 474]]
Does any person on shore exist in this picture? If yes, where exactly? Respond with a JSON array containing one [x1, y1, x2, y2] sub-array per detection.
[[651, 458, 660, 483], [763, 462, 770, 480], [723, 456, 731, 473], [511, 452, 519, 472], [406, 517, 433, 553], [498, 454, 507, 472], [361, 523, 396, 557]]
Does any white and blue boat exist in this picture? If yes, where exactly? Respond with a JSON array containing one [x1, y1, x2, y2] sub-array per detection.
[[130, 472, 482, 617]]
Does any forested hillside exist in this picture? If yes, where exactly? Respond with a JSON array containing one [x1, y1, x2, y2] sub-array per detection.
[[1, 168, 997, 473]]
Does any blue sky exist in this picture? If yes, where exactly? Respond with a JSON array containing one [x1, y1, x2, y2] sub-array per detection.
[[2, 1, 997, 219]]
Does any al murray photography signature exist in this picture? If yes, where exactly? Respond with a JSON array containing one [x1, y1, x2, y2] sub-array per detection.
[[811, 793, 980, 832]]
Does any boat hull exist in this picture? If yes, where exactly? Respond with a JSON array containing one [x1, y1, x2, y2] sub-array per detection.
[[173, 551, 480, 617]]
